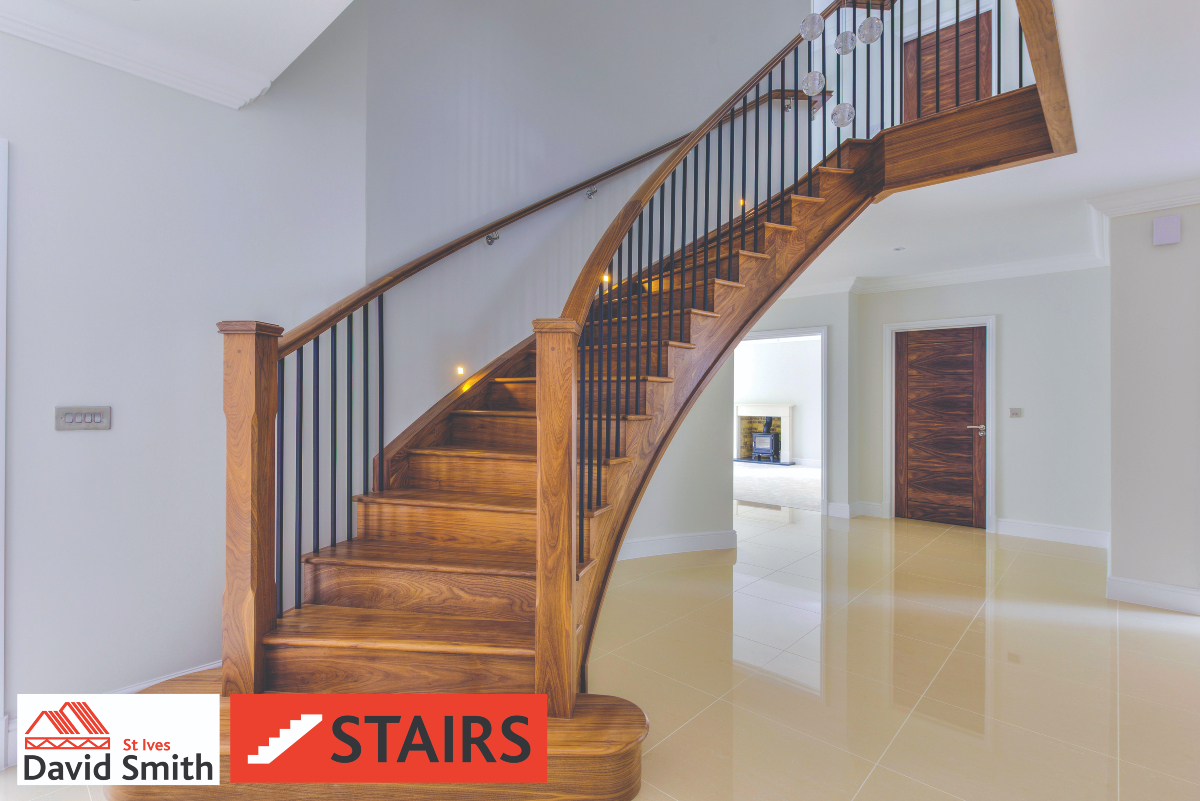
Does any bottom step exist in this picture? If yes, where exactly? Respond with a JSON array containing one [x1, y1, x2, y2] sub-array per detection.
[[110, 668, 647, 801]]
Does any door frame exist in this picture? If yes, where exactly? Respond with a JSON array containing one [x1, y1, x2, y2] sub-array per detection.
[[882, 316, 996, 532], [738, 325, 827, 514]]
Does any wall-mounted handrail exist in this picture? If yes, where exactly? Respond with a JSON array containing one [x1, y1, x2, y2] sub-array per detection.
[[277, 133, 696, 358]]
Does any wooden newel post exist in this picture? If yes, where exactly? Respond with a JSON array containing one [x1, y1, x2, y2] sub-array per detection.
[[218, 321, 284, 696], [533, 318, 580, 719]]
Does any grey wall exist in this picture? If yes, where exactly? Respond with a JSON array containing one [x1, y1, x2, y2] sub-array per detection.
[[0, 4, 368, 711]]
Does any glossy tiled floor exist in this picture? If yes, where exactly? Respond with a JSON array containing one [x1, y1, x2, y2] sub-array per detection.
[[590, 507, 1200, 801]]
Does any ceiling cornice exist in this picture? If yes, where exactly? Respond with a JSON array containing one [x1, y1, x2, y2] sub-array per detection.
[[1088, 177, 1200, 219], [0, 0, 272, 109]]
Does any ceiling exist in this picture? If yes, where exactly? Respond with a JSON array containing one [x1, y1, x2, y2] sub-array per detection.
[[0, 0, 353, 108]]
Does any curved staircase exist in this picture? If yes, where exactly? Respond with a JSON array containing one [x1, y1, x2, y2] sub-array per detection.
[[114, 2, 1074, 797]]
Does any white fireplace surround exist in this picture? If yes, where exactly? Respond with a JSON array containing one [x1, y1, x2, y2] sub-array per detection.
[[735, 404, 793, 463]]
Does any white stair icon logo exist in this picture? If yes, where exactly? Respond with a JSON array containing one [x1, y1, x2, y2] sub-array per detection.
[[246, 714, 323, 765]]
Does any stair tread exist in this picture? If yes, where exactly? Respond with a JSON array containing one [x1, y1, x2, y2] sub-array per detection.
[[790, 193, 827, 204], [492, 377, 536, 384], [356, 487, 535, 514], [583, 340, 696, 350], [408, 445, 535, 461], [302, 539, 535, 577], [817, 166, 854, 174], [263, 605, 534, 656], [451, 409, 536, 418]]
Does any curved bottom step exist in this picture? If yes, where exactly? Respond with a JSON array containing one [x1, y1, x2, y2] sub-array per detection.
[[108, 669, 647, 801]]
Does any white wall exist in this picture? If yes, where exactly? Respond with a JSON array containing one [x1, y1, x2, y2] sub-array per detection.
[[622, 360, 734, 550], [750, 292, 853, 510], [0, 3, 367, 713], [734, 338, 823, 464], [853, 268, 1112, 533], [1110, 203, 1200, 597]]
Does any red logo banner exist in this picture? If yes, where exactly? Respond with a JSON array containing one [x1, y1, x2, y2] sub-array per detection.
[[230, 694, 547, 784]]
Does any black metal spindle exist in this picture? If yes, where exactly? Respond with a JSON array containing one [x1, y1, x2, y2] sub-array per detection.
[[917, 0, 923, 118], [766, 71, 773, 228], [837, 6, 843, 165], [823, 24, 828, 161], [312, 333, 320, 556], [853, 0, 859, 139], [587, 284, 596, 514], [716, 122, 724, 283], [275, 358, 284, 616], [794, 46, 801, 196], [577, 310, 585, 556], [867, 0, 872, 137], [669, 170, 676, 343], [657, 185, 665, 372], [636, 210, 645, 414], [728, 107, 735, 279], [1018, 20, 1024, 87], [346, 312, 353, 539], [880, 0, 885, 132], [936, 0, 942, 113], [741, 96, 748, 252], [892, 0, 896, 126], [624, 230, 634, 419], [362, 303, 368, 497], [691, 145, 699, 310], [615, 241, 624, 455], [901, 0, 906, 121], [998, 0, 1002, 93], [377, 295, 384, 492], [975, 0, 981, 101], [753, 85, 760, 252], [956, 0, 961, 108], [703, 133, 712, 310], [604, 270, 612, 484], [294, 344, 303, 610], [808, 40, 814, 195], [330, 323, 337, 545]]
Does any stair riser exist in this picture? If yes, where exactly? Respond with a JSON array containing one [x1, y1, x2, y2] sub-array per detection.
[[406, 453, 535, 495], [303, 563, 535, 622], [450, 414, 537, 451], [357, 502, 535, 551], [580, 380, 647, 413], [579, 347, 670, 377], [265, 646, 533, 694], [485, 381, 535, 412], [591, 314, 696, 345], [595, 280, 718, 315]]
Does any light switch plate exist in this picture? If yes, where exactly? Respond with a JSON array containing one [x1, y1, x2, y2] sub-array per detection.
[[1008, 408, 1022, 418], [56, 406, 111, 430], [1153, 215, 1181, 246]]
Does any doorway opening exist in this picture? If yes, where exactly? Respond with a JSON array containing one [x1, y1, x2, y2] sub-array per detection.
[[732, 327, 826, 516]]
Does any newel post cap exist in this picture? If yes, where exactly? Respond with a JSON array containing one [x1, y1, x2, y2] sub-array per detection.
[[532, 318, 583, 336], [217, 321, 285, 336]]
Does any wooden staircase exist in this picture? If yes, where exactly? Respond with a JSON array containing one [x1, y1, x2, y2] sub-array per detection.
[[114, 2, 1075, 797]]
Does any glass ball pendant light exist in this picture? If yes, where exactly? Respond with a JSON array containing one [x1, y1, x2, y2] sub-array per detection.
[[800, 12, 825, 41], [831, 102, 856, 128], [834, 30, 857, 55], [858, 16, 883, 44], [800, 71, 826, 97]]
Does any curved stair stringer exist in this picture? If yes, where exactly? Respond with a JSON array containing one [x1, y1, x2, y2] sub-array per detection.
[[575, 138, 885, 678]]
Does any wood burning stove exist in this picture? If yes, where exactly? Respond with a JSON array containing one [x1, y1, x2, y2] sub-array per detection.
[[751, 420, 781, 462]]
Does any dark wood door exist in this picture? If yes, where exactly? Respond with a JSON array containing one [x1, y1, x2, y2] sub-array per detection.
[[903, 11, 992, 121], [895, 327, 985, 527]]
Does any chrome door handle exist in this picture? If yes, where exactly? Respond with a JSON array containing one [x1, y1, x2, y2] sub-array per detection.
[[967, 424, 986, 436]]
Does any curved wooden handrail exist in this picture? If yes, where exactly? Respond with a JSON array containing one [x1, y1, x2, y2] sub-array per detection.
[[277, 133, 690, 358], [559, 28, 811, 325]]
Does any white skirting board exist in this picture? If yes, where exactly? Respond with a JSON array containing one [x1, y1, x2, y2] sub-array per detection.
[[850, 501, 883, 518], [617, 530, 737, 561], [796, 459, 822, 468], [4, 660, 221, 768], [1106, 576, 1200, 616], [996, 518, 1110, 549], [826, 502, 850, 519]]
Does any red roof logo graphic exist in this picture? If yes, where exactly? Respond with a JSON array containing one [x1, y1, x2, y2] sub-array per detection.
[[25, 702, 111, 750]]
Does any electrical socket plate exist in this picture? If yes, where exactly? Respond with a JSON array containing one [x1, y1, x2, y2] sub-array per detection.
[[56, 406, 111, 430], [1008, 408, 1022, 418]]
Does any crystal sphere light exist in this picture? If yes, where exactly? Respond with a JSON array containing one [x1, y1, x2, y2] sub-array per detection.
[[800, 71, 826, 97], [800, 13, 825, 41], [858, 16, 883, 44], [831, 102, 856, 128], [834, 31, 857, 55]]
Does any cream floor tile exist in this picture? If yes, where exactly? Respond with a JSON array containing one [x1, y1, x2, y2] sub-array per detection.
[[744, 529, 823, 554], [614, 617, 776, 696], [734, 541, 809, 571], [732, 519, 785, 541], [737, 571, 823, 615], [588, 644, 609, 663], [730, 561, 772, 591], [610, 550, 738, 587], [1118, 601, 1200, 667], [918, 529, 988, 567], [685, 590, 821, 650], [788, 614, 953, 696], [607, 564, 735, 617], [587, 653, 716, 752], [641, 701, 875, 801], [880, 697, 1118, 801], [591, 594, 680, 654], [994, 569, 1118, 613], [925, 649, 1118, 756], [0, 765, 65, 800], [1119, 647, 1200, 715], [1016, 538, 1107, 564], [1117, 761, 1200, 801], [1118, 691, 1200, 785], [726, 653, 922, 762], [891, 571, 987, 617], [853, 767, 963, 800], [635, 781, 681, 800], [777, 551, 823, 580], [957, 611, 1119, 691], [896, 551, 989, 588], [843, 587, 977, 650], [1004, 550, 1108, 587]]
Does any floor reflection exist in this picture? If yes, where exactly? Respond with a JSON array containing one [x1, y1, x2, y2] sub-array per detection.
[[589, 505, 1200, 800]]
